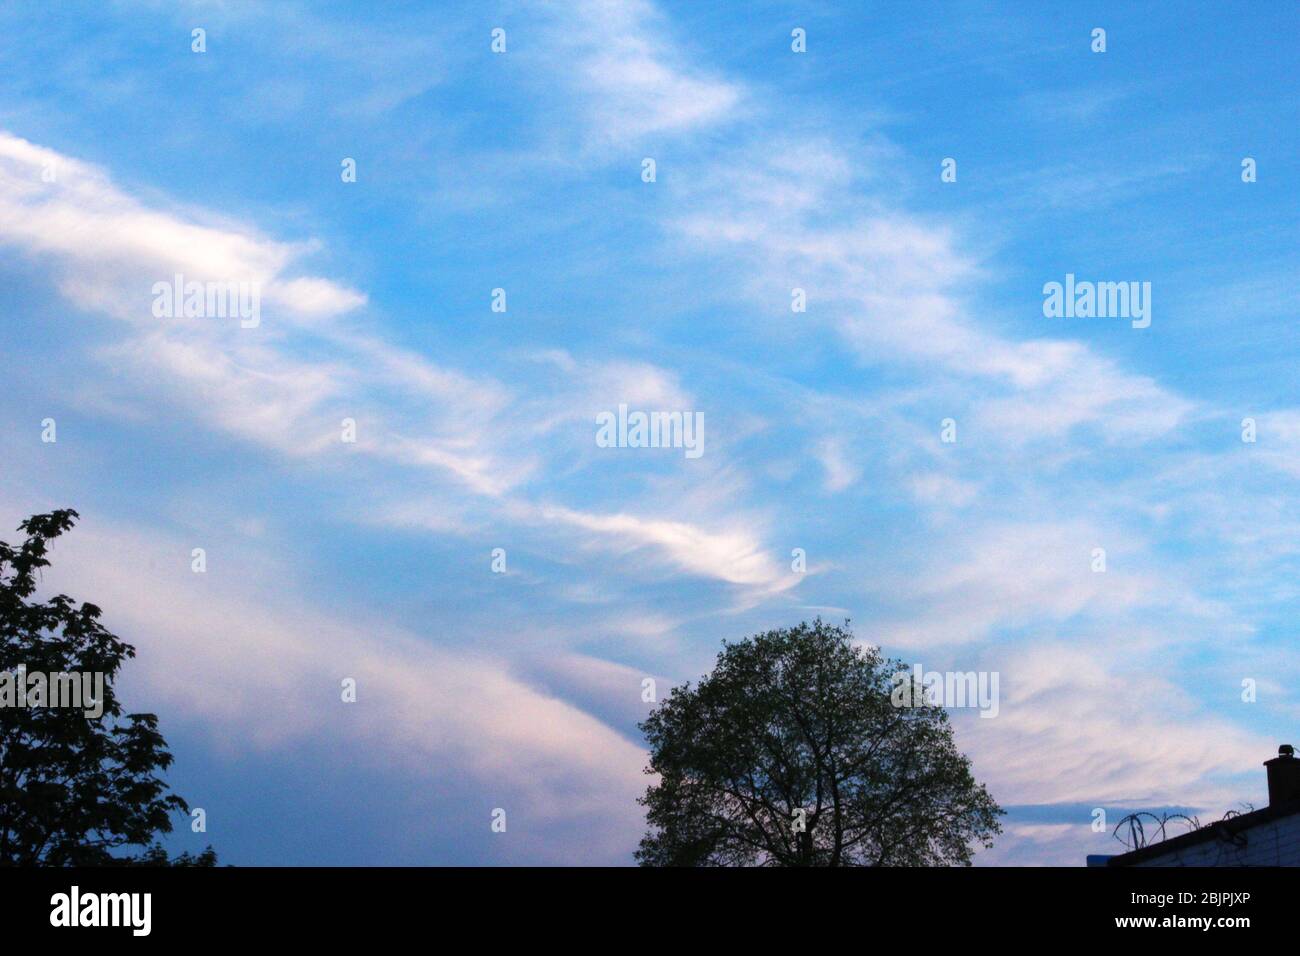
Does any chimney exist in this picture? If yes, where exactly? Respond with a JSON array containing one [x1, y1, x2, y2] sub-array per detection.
[[1264, 744, 1300, 806]]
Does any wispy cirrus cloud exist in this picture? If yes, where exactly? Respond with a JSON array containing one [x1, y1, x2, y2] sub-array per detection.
[[0, 133, 365, 322], [1, 0, 1294, 869], [0, 127, 799, 596], [533, 502, 794, 593], [529, 0, 743, 148]]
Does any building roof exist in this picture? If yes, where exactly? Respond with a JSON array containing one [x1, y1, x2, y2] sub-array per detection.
[[1107, 797, 1300, 866]]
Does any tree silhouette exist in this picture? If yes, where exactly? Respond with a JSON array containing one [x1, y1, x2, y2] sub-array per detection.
[[0, 510, 213, 866], [637, 620, 1001, 866]]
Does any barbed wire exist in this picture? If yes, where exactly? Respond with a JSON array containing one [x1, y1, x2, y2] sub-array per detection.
[[1112, 811, 1200, 851]]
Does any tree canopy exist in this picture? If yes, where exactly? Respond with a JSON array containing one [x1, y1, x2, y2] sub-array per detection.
[[0, 509, 213, 866], [637, 620, 1002, 866]]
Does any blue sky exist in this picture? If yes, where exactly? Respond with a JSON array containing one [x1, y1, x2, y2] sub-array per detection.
[[0, 0, 1297, 865]]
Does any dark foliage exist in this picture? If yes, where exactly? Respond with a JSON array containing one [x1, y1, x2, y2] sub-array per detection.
[[0, 510, 214, 866], [637, 620, 1002, 866]]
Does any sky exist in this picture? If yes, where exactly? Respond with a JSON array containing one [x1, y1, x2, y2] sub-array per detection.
[[0, 0, 1297, 866]]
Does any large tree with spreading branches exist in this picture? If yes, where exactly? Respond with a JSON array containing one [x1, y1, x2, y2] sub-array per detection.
[[637, 620, 1001, 866]]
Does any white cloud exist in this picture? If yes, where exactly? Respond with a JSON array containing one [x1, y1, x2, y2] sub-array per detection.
[[2, 131, 796, 581], [23, 507, 648, 860], [872, 521, 1149, 646], [0, 132, 364, 324], [815, 437, 859, 493], [908, 472, 979, 508], [533, 503, 794, 593], [534, 0, 742, 147], [667, 136, 1193, 446], [964, 643, 1266, 809], [0, 130, 530, 497]]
